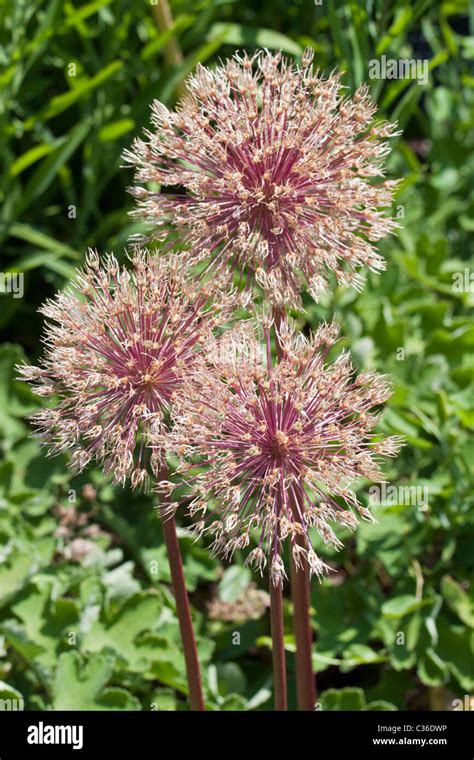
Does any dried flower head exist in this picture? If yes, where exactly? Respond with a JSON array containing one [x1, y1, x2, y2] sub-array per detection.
[[18, 249, 239, 488], [160, 318, 403, 586], [208, 582, 270, 623], [125, 48, 400, 307]]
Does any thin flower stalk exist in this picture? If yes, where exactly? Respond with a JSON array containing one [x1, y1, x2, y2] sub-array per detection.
[[269, 553, 288, 711], [273, 306, 315, 710]]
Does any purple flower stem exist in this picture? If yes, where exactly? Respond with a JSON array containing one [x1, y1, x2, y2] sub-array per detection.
[[270, 571, 288, 711], [268, 305, 288, 710], [273, 306, 316, 711], [289, 530, 317, 711], [159, 471, 205, 711]]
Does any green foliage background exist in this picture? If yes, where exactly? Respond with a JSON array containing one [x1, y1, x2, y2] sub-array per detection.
[[0, 0, 472, 711]]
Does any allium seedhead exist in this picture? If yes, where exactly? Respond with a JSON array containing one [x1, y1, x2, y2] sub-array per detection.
[[161, 318, 403, 586], [18, 249, 238, 487], [125, 48, 400, 307]]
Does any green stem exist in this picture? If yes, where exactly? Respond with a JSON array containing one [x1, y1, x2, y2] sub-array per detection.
[[151, 0, 187, 100]]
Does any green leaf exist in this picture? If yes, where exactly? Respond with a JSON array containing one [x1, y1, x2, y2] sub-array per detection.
[[81, 593, 163, 671], [141, 540, 219, 592], [150, 689, 177, 712], [441, 576, 474, 627], [389, 633, 418, 670], [102, 562, 141, 603], [8, 251, 78, 278], [8, 223, 81, 260], [436, 618, 474, 692], [10, 141, 65, 177], [0, 681, 24, 710], [382, 595, 428, 619], [14, 121, 91, 214], [62, 0, 114, 30], [342, 644, 387, 668], [1, 621, 45, 665], [99, 119, 135, 142], [6, 588, 80, 669], [141, 15, 196, 62], [218, 566, 252, 604], [50, 651, 140, 710], [214, 662, 246, 698], [376, 8, 413, 56], [0, 538, 54, 609], [0, 345, 39, 441], [417, 648, 449, 687], [320, 687, 366, 711], [207, 23, 302, 57], [367, 700, 398, 711], [219, 694, 249, 710], [29, 62, 123, 125]]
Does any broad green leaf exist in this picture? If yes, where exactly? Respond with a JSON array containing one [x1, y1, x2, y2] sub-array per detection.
[[436, 618, 474, 692], [441, 576, 474, 627], [0, 538, 54, 609], [102, 562, 141, 602], [7, 587, 80, 669], [218, 566, 252, 604], [320, 687, 365, 711], [367, 700, 398, 711], [417, 647, 449, 687], [150, 689, 177, 712], [50, 651, 141, 710], [0, 681, 24, 709], [81, 593, 163, 670], [382, 595, 429, 619]]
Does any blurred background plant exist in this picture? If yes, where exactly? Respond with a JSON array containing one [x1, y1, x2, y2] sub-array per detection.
[[0, 0, 472, 711]]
